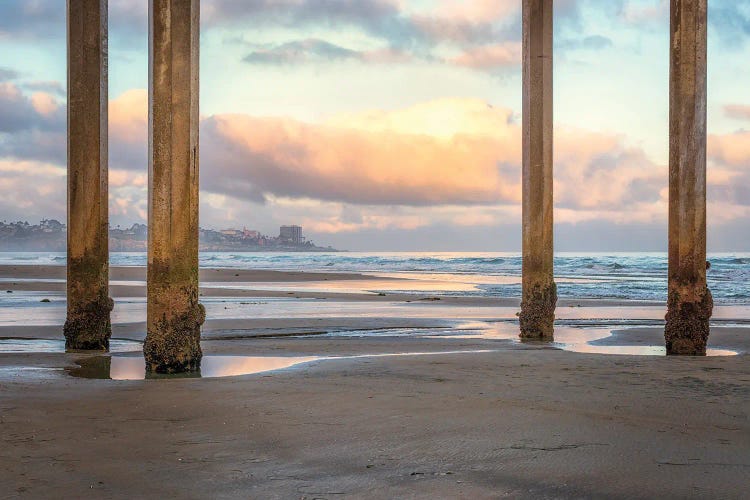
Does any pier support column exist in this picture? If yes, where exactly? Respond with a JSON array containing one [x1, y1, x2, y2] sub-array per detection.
[[665, 0, 712, 355], [65, 0, 113, 351], [520, 0, 556, 340], [145, 0, 204, 373]]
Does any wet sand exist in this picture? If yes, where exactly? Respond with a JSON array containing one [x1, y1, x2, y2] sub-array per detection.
[[1, 264, 671, 307], [0, 265, 383, 282], [0, 265, 749, 498]]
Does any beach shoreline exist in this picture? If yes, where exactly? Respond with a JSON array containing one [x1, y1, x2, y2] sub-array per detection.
[[0, 264, 668, 306]]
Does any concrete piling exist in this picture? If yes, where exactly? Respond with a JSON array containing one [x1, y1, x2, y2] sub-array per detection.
[[665, 0, 712, 355], [145, 0, 204, 373], [65, 0, 113, 351], [520, 0, 557, 340]]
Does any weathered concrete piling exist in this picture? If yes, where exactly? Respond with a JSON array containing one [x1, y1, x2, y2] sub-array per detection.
[[145, 0, 204, 373], [665, 0, 712, 355], [520, 0, 556, 340], [65, 0, 113, 351]]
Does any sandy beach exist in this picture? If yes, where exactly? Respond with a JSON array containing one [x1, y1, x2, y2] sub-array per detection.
[[1, 264, 749, 499]]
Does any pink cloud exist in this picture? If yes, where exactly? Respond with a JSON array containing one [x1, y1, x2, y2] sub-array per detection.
[[110, 169, 147, 188], [434, 0, 519, 23], [450, 42, 521, 70], [621, 0, 668, 24], [196, 99, 674, 221], [29, 92, 59, 116], [109, 89, 148, 143], [707, 131, 750, 208], [709, 131, 750, 168], [724, 104, 750, 121], [103, 92, 669, 217], [201, 111, 521, 206]]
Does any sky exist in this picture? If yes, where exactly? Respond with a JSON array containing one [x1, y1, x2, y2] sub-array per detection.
[[1, 0, 749, 251]]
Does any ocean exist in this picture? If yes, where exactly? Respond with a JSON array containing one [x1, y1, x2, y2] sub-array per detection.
[[1, 251, 749, 304]]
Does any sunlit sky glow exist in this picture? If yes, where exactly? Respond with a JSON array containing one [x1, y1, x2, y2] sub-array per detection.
[[1, 0, 749, 250]]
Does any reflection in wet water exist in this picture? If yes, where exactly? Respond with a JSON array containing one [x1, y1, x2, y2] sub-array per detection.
[[365, 322, 740, 357], [550, 327, 738, 356], [0, 338, 143, 353], [68, 350, 496, 380], [69, 355, 320, 380], [2, 292, 750, 330], [203, 276, 480, 294], [559, 343, 737, 356]]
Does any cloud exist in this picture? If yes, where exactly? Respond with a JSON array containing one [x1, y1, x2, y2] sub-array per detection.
[[0, 86, 150, 225], [0, 0, 677, 55], [450, 42, 521, 70], [29, 92, 58, 115], [0, 160, 66, 221], [409, 15, 514, 46], [554, 128, 664, 220], [325, 98, 517, 138], [724, 104, 750, 121], [205, 0, 419, 46], [212, 0, 573, 70], [0, 67, 19, 81], [621, 0, 667, 24], [707, 130, 750, 208], [709, 130, 750, 169], [241, 38, 416, 66], [0, 82, 66, 167], [0, 83, 37, 132], [103, 91, 522, 206], [69, 91, 671, 218], [225, 0, 632, 71], [554, 0, 625, 30], [0, 0, 652, 78], [109, 89, 148, 172], [22, 80, 65, 96], [200, 106, 521, 206], [0, 82, 63, 133], [0, 0, 148, 40], [196, 98, 672, 218], [243, 39, 366, 65], [0, 1, 64, 39]]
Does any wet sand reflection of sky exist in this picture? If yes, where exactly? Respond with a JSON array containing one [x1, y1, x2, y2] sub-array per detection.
[[109, 355, 320, 380], [69, 350, 496, 380], [0, 338, 142, 353], [420, 322, 739, 357], [9, 298, 750, 327]]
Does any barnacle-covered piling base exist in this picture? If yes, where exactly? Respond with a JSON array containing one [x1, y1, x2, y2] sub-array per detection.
[[144, 300, 205, 374], [519, 280, 557, 340], [665, 285, 713, 355], [64, 295, 114, 351]]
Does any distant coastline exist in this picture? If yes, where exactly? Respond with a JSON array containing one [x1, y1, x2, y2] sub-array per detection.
[[0, 245, 342, 253], [0, 219, 342, 252]]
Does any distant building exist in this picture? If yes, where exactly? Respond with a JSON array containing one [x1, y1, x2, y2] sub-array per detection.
[[279, 225, 303, 244], [40, 219, 65, 233], [130, 223, 147, 238]]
